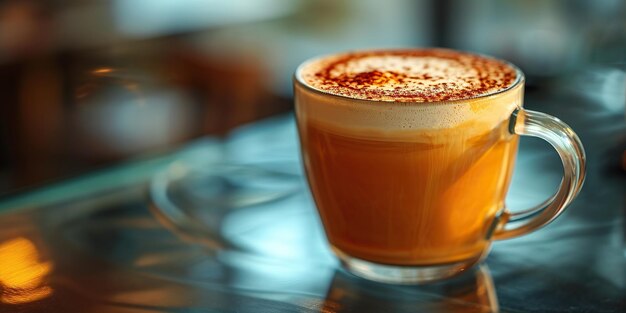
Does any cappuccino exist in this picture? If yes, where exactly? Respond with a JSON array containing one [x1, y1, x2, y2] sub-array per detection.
[[296, 49, 522, 265]]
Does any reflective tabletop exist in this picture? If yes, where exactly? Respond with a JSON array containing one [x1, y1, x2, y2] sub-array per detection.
[[0, 71, 624, 312]]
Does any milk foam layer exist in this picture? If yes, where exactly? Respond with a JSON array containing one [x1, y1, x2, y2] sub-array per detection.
[[296, 83, 522, 138], [295, 49, 524, 135], [297, 49, 518, 102]]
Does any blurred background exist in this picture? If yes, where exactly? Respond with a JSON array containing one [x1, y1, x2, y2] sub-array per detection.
[[0, 0, 624, 195]]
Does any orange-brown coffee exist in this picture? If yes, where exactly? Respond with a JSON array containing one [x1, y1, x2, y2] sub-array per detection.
[[295, 49, 523, 266]]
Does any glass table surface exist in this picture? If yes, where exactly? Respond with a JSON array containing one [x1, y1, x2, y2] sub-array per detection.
[[0, 77, 624, 312]]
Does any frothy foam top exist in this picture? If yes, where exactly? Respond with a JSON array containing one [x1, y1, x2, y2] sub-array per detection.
[[297, 49, 518, 102]]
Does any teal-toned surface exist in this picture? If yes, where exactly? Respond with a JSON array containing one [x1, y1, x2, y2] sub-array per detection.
[[0, 75, 624, 312]]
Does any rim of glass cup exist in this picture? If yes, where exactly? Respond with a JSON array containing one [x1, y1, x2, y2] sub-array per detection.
[[294, 48, 525, 107]]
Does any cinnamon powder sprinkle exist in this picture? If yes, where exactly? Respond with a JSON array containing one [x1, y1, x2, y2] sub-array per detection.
[[299, 49, 518, 102]]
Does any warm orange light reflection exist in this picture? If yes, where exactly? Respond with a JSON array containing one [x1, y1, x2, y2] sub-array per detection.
[[92, 68, 114, 75], [0, 237, 53, 304]]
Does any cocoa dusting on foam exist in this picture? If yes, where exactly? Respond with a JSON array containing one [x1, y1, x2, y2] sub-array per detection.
[[299, 49, 518, 102]]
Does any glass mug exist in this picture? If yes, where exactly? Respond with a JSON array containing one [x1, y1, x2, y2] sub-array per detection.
[[294, 49, 586, 284]]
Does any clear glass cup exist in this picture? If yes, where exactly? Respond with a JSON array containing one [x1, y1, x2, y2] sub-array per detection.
[[294, 50, 586, 284]]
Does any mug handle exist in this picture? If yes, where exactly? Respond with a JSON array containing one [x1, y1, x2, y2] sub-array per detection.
[[493, 108, 586, 240]]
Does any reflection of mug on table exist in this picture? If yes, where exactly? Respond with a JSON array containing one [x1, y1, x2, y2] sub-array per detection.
[[294, 49, 585, 283], [322, 264, 498, 312]]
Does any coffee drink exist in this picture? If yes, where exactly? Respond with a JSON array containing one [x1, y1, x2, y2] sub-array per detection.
[[294, 48, 584, 283], [296, 49, 522, 266]]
